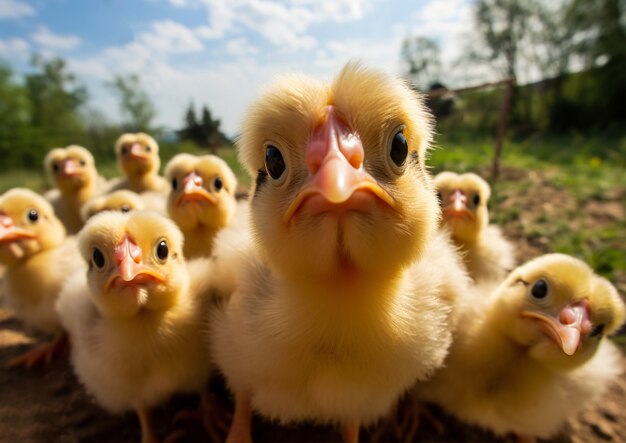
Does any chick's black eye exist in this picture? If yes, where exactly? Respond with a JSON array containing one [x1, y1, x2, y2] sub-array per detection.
[[145, 145, 151, 152], [52, 163, 60, 173], [531, 279, 548, 300], [120, 205, 130, 213], [172, 177, 178, 190], [473, 194, 481, 206], [156, 240, 168, 261], [213, 176, 223, 191], [121, 146, 128, 155], [27, 209, 39, 223], [79, 159, 86, 166], [390, 131, 408, 168], [436, 192, 442, 202], [265, 145, 285, 180], [92, 248, 105, 269]]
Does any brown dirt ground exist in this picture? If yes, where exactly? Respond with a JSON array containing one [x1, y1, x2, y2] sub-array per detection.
[[1, 166, 625, 443]]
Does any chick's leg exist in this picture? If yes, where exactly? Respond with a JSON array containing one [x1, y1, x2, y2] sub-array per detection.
[[225, 391, 253, 443], [137, 406, 159, 443], [341, 421, 360, 443], [7, 332, 68, 368]]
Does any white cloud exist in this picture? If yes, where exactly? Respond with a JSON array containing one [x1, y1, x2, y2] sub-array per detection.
[[0, 0, 35, 19], [31, 26, 81, 50], [225, 38, 258, 56], [0, 37, 29, 59], [139, 20, 204, 54]]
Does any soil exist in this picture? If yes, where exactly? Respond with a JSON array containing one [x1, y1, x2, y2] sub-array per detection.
[[1, 166, 624, 443]]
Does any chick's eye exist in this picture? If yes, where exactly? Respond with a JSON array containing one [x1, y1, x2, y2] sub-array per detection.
[[265, 145, 285, 180], [390, 131, 408, 168], [531, 279, 548, 300], [27, 209, 39, 223], [121, 146, 128, 155], [172, 177, 178, 190], [156, 240, 168, 261], [52, 163, 60, 173], [120, 205, 130, 213], [213, 176, 223, 191], [473, 194, 481, 206], [436, 192, 442, 203], [79, 159, 86, 166], [92, 248, 105, 269], [145, 145, 151, 153]]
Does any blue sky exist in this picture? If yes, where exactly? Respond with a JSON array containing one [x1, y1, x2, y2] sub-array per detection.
[[0, 0, 476, 135]]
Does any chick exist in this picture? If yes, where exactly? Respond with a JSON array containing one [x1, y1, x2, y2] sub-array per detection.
[[56, 211, 212, 443], [44, 145, 106, 234], [165, 153, 239, 258], [211, 63, 470, 442], [419, 253, 626, 441], [0, 188, 81, 367], [80, 190, 146, 221], [108, 132, 170, 194], [434, 171, 515, 286]]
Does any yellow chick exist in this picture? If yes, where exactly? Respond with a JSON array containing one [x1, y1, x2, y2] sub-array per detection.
[[419, 253, 626, 441], [80, 189, 146, 221], [165, 153, 239, 258], [44, 145, 106, 234], [434, 171, 515, 286], [211, 63, 470, 442], [108, 132, 169, 194], [56, 211, 212, 443], [0, 188, 82, 367]]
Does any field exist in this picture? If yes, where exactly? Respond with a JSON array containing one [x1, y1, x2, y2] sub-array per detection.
[[0, 132, 625, 442]]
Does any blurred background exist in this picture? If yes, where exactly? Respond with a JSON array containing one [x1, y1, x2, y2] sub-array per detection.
[[0, 0, 624, 291]]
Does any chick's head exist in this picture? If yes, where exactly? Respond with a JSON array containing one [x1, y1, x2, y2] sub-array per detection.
[[434, 171, 490, 244], [165, 153, 238, 231], [44, 145, 97, 193], [115, 132, 160, 178], [491, 253, 626, 369], [80, 190, 145, 222], [78, 211, 188, 318], [238, 62, 436, 282], [0, 188, 66, 265]]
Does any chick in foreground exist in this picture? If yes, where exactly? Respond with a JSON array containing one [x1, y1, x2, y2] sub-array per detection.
[[434, 171, 515, 286], [56, 211, 212, 443], [0, 188, 81, 367], [165, 153, 239, 258], [80, 189, 146, 221], [211, 63, 470, 442], [108, 132, 169, 194], [419, 253, 626, 441], [44, 145, 106, 234]]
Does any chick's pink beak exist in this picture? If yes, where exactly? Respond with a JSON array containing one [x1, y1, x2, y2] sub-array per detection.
[[284, 106, 394, 222], [178, 171, 215, 205], [442, 189, 474, 221], [0, 213, 36, 242], [523, 300, 592, 356], [129, 143, 148, 159], [108, 235, 165, 288], [60, 159, 80, 176]]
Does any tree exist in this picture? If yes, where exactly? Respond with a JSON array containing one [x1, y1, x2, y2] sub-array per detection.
[[106, 74, 155, 132], [401, 36, 442, 91], [0, 63, 31, 170], [178, 102, 227, 154]]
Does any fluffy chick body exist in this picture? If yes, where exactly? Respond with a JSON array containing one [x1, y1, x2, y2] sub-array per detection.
[[434, 171, 515, 286], [165, 153, 239, 258], [57, 211, 211, 415], [419, 253, 626, 439], [212, 63, 470, 438], [108, 133, 170, 194], [0, 188, 81, 334], [44, 145, 106, 234]]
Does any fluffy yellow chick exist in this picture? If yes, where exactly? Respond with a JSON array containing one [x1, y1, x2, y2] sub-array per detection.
[[419, 253, 626, 441], [434, 171, 515, 286], [0, 188, 82, 367], [80, 190, 146, 221], [108, 132, 169, 194], [44, 145, 106, 234], [56, 211, 212, 443], [165, 153, 239, 258], [211, 63, 470, 442]]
